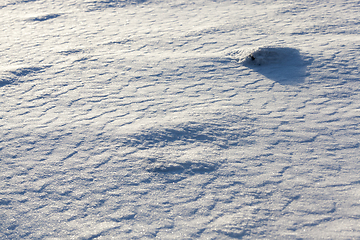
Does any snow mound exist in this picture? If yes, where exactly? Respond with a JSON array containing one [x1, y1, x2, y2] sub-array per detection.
[[229, 46, 302, 66], [229, 46, 312, 84]]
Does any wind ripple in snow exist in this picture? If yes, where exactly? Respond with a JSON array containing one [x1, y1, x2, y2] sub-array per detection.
[[0, 0, 37, 8], [1, 0, 360, 239], [123, 122, 255, 150], [122, 121, 255, 176], [26, 13, 61, 22], [85, 0, 148, 10]]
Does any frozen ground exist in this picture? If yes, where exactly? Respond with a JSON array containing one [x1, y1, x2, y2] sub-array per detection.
[[1, 0, 360, 239]]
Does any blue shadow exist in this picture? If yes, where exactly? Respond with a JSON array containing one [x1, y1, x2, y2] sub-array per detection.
[[242, 47, 313, 85]]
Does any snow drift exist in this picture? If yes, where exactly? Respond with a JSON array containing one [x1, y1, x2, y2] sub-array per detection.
[[1, 0, 360, 239]]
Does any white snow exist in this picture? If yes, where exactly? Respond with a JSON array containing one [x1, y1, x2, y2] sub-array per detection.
[[1, 0, 360, 239]]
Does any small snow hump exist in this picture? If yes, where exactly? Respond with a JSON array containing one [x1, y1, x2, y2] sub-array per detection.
[[229, 46, 313, 84], [229, 46, 302, 66]]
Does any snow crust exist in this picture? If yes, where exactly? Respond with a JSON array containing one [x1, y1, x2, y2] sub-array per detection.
[[1, 0, 360, 239]]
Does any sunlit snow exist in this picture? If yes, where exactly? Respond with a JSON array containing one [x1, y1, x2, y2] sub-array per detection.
[[1, 0, 360, 239]]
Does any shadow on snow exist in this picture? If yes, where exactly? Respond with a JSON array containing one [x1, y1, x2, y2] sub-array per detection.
[[233, 47, 313, 85]]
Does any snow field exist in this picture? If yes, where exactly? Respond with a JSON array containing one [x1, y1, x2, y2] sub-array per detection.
[[1, 0, 360, 239]]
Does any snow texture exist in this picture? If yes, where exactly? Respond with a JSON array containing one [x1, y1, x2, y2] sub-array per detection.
[[1, 0, 360, 239]]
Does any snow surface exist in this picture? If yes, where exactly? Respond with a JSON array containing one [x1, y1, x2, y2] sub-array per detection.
[[1, 0, 360, 239]]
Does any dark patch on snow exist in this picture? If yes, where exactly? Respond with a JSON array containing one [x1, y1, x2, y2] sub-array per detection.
[[230, 46, 313, 85], [0, 65, 50, 86], [0, 79, 12, 87], [217, 229, 248, 239], [72, 57, 90, 63], [9, 66, 45, 77], [58, 49, 84, 55], [86, 0, 148, 11], [27, 13, 61, 22], [1, 73, 17, 87], [7, 224, 18, 230], [0, 199, 11, 205], [104, 39, 132, 45], [1, 0, 37, 9]]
